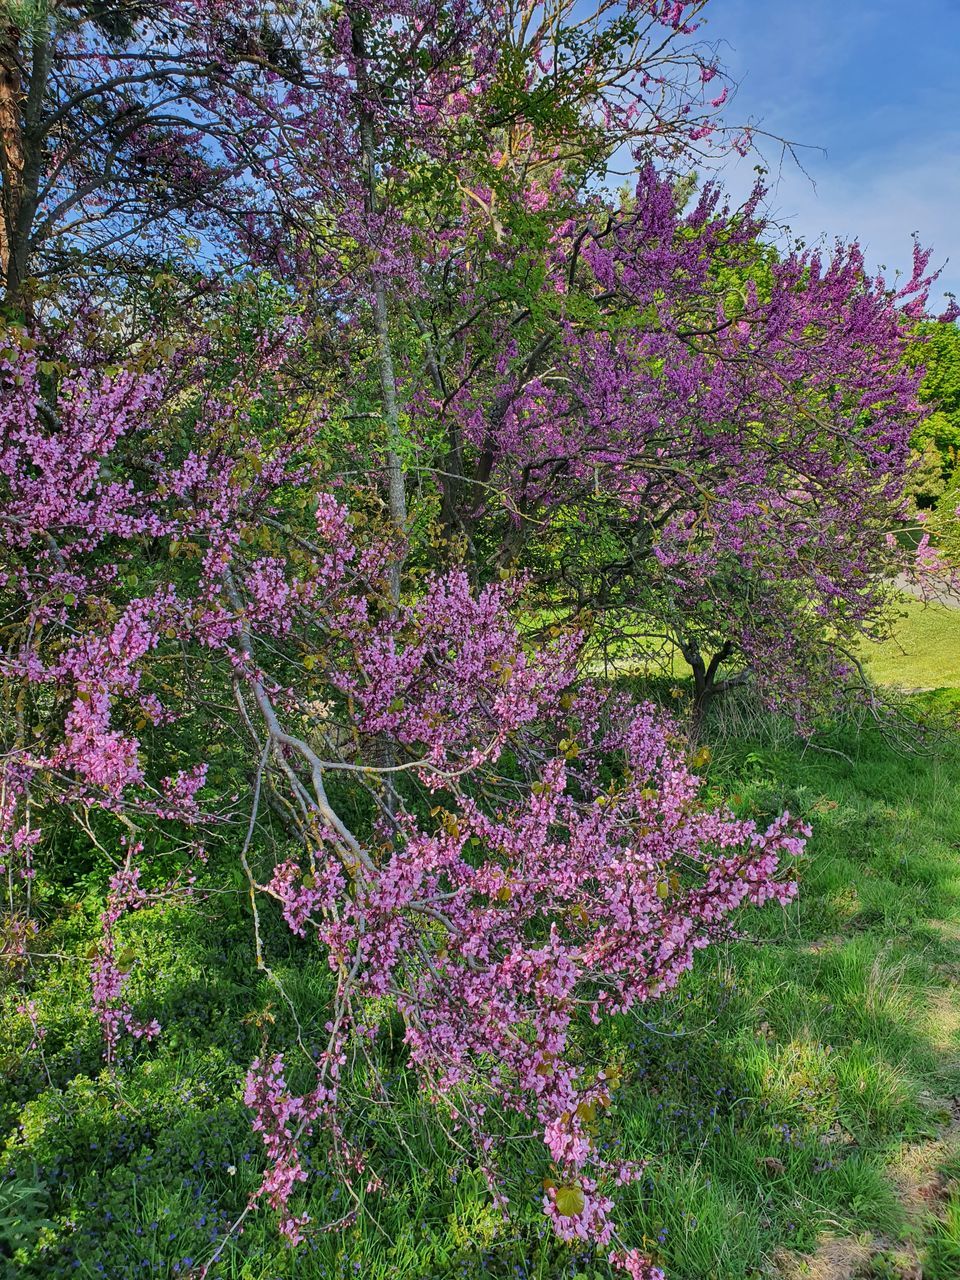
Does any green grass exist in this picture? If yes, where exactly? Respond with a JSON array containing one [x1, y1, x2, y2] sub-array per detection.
[[4, 706, 960, 1278], [599, 705, 960, 1279], [861, 595, 960, 689], [579, 594, 960, 693]]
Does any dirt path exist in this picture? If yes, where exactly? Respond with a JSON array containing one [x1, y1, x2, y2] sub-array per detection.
[[893, 574, 960, 610]]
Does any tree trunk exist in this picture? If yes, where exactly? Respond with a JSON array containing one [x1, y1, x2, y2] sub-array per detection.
[[0, 20, 25, 304], [0, 20, 49, 319], [682, 639, 733, 738], [350, 13, 407, 608], [349, 11, 408, 821]]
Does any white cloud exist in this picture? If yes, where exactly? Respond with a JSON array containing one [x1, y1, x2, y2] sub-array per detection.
[[703, 1, 960, 310], [724, 137, 960, 308]]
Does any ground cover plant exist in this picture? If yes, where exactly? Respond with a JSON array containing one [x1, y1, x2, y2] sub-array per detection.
[[2, 1, 960, 1278]]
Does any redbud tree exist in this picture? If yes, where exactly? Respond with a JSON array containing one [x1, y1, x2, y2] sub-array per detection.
[[0, 307, 806, 1274], [409, 176, 949, 723], [0, 0, 946, 1274]]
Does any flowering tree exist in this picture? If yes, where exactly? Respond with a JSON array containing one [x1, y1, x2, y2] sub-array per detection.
[[0, 0, 944, 1273], [0, 318, 803, 1272], [0, 0, 740, 632], [0, 0, 733, 315], [409, 174, 948, 722]]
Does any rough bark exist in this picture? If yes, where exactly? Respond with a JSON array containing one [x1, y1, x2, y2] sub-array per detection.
[[0, 19, 49, 317], [682, 638, 734, 736], [0, 20, 24, 298]]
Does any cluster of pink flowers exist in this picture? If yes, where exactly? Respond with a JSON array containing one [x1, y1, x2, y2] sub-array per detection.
[[544, 1178, 616, 1244], [90, 850, 161, 1065], [336, 570, 579, 768], [0, 767, 41, 883], [266, 859, 345, 938], [609, 1250, 667, 1280], [243, 1054, 333, 1244]]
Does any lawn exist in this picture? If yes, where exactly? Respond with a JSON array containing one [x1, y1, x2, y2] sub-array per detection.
[[578, 593, 960, 693], [860, 595, 960, 690]]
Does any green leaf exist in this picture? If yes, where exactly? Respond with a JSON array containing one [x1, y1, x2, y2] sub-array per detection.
[[555, 1185, 585, 1217]]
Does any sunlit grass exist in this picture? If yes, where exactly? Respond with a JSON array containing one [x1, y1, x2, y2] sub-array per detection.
[[861, 595, 960, 689]]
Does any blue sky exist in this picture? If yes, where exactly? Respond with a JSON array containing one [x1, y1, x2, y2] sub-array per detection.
[[702, 0, 960, 310]]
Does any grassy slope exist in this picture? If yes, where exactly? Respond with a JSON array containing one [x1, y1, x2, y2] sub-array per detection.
[[625, 709, 960, 1280], [8, 578, 960, 1280], [861, 596, 960, 690]]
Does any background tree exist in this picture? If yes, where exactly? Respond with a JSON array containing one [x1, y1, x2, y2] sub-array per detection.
[[394, 164, 941, 723], [906, 319, 960, 508], [0, 0, 331, 318]]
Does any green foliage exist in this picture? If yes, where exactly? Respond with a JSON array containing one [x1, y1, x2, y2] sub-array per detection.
[[908, 320, 960, 506], [0, 1168, 52, 1279], [924, 1183, 960, 1280], [904, 437, 947, 508], [918, 322, 960, 448], [932, 468, 960, 562]]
